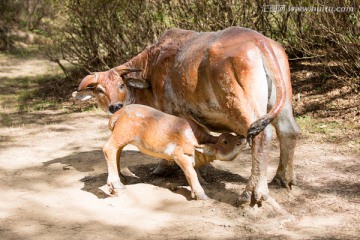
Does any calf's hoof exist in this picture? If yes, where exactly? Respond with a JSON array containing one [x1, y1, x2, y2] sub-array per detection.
[[108, 181, 125, 196], [196, 192, 210, 200]]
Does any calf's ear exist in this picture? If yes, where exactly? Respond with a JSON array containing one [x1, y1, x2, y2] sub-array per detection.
[[194, 144, 216, 156]]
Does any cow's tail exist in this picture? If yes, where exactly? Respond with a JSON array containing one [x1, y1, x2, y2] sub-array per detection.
[[247, 39, 286, 144]]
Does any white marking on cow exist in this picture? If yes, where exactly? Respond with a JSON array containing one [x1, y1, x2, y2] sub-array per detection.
[[251, 68, 268, 112], [135, 112, 145, 118], [184, 129, 194, 141], [164, 143, 177, 156]]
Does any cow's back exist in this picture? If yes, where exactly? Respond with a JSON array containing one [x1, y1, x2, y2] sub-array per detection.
[[143, 27, 289, 135], [158, 27, 269, 132]]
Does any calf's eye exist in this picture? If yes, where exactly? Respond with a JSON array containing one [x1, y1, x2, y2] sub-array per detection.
[[222, 140, 228, 145], [119, 84, 125, 90]]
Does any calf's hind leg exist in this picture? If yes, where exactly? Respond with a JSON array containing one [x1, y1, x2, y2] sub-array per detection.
[[174, 152, 209, 200]]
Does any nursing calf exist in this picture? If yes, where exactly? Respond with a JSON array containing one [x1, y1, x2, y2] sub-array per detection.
[[103, 104, 246, 200]]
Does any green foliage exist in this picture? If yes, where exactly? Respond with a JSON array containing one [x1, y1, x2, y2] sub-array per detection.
[[296, 115, 359, 146]]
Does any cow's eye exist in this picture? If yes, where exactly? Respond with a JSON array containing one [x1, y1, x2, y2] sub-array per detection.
[[119, 84, 125, 90], [222, 140, 228, 145], [97, 88, 105, 94]]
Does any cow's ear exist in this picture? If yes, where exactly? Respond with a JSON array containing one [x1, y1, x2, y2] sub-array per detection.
[[125, 78, 150, 89], [117, 67, 150, 89], [72, 90, 93, 101], [194, 144, 216, 156], [73, 74, 98, 101]]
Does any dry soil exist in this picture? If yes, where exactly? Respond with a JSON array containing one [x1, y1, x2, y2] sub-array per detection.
[[0, 53, 359, 240]]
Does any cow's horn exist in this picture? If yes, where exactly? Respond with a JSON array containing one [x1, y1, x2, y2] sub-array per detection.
[[78, 74, 99, 91], [115, 67, 142, 77]]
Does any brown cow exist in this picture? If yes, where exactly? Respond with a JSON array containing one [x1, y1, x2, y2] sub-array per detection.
[[73, 27, 301, 205], [104, 104, 246, 200]]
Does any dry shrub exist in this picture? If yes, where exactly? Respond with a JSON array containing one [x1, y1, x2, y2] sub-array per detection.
[[45, 0, 169, 73], [0, 0, 55, 51], [44, 0, 359, 89]]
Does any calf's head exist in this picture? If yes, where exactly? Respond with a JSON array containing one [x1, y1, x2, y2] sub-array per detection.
[[195, 133, 246, 161], [72, 67, 149, 114]]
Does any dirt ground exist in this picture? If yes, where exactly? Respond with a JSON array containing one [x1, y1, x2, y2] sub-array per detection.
[[0, 53, 359, 240]]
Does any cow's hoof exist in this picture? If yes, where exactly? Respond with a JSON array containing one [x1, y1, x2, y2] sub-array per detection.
[[270, 175, 296, 189], [254, 189, 269, 202], [237, 190, 269, 206], [237, 191, 251, 205]]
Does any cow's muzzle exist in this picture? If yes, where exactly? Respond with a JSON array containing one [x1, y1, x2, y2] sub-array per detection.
[[109, 103, 123, 114]]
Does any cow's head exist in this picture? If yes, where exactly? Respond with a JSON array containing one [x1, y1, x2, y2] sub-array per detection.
[[72, 67, 150, 114]]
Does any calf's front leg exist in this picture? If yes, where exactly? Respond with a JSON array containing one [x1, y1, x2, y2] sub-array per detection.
[[103, 140, 125, 195]]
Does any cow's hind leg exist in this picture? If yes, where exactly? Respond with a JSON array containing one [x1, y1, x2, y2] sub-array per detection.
[[271, 102, 301, 189], [239, 128, 271, 206]]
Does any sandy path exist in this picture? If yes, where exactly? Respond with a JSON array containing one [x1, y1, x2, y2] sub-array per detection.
[[0, 54, 359, 239]]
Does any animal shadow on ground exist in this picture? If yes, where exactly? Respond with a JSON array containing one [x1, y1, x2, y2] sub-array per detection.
[[44, 149, 248, 206], [73, 150, 248, 206]]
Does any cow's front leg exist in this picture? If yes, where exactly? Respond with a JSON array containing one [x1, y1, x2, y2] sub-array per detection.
[[239, 130, 269, 205]]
